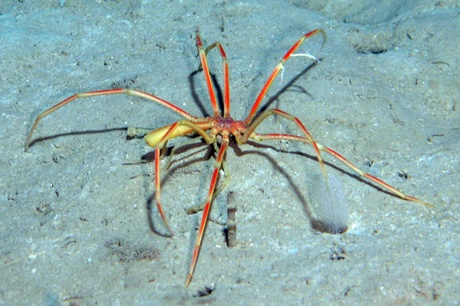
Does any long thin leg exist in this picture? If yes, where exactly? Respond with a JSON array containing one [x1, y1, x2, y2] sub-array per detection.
[[200, 40, 231, 117], [243, 108, 327, 177], [154, 147, 174, 235], [249, 130, 432, 207], [196, 33, 221, 117], [25, 88, 195, 150], [151, 122, 184, 236], [244, 29, 326, 125], [185, 137, 229, 287], [149, 120, 217, 235]]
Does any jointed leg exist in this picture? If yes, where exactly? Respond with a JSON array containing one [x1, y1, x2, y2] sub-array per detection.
[[196, 33, 222, 117], [243, 108, 327, 177], [245, 29, 326, 125], [197, 36, 231, 118], [154, 147, 174, 235], [186, 157, 232, 214], [148, 120, 217, 236], [185, 137, 230, 287], [25, 88, 195, 150], [243, 106, 432, 207], [320, 145, 432, 207], [249, 130, 432, 207]]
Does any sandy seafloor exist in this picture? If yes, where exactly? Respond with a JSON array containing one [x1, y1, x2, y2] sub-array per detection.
[[1, 0, 459, 305]]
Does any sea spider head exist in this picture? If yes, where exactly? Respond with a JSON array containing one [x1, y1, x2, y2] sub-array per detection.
[[212, 116, 248, 141]]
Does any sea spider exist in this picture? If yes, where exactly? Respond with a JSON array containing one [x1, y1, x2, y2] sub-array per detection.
[[25, 29, 431, 286]]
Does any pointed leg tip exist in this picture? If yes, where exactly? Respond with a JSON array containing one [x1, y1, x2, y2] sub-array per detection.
[[407, 196, 434, 208], [423, 201, 435, 209], [165, 227, 174, 237], [185, 275, 192, 287]]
